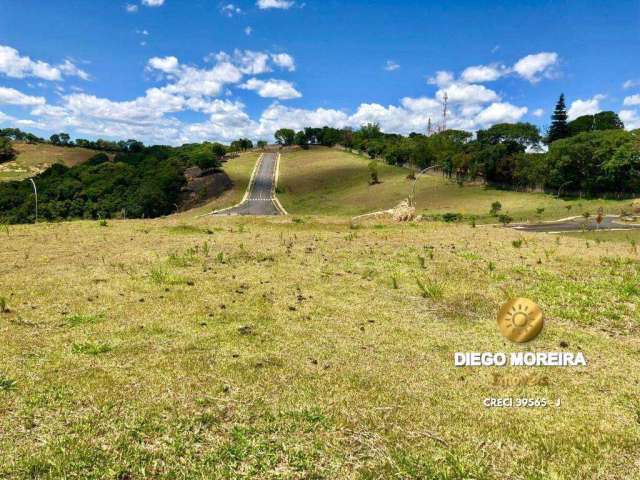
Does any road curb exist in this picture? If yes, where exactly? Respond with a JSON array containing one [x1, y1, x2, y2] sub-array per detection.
[[271, 152, 288, 215], [206, 153, 264, 216]]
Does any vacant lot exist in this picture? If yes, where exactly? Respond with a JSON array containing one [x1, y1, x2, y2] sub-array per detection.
[[1, 215, 639, 479], [0, 143, 107, 182], [278, 148, 633, 222]]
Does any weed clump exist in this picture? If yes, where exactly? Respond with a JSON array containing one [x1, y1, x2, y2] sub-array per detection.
[[416, 278, 444, 299], [72, 341, 112, 355]]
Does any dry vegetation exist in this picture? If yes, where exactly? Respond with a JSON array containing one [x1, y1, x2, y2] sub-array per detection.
[[1, 214, 639, 479], [0, 143, 108, 182]]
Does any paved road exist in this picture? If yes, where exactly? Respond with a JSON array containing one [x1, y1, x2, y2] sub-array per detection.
[[512, 215, 640, 233], [214, 152, 284, 216]]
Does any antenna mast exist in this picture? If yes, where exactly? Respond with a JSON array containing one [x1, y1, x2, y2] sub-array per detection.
[[441, 92, 448, 132], [427, 117, 432, 136]]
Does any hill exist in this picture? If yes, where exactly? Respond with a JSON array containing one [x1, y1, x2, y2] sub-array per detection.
[[278, 147, 634, 222], [0, 142, 112, 182], [0, 215, 639, 478]]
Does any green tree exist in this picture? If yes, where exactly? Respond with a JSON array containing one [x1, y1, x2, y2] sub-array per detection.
[[477, 123, 541, 150], [274, 128, 295, 146], [593, 111, 624, 131], [257, 140, 268, 149], [547, 94, 570, 143], [294, 131, 308, 149], [0, 137, 15, 163]]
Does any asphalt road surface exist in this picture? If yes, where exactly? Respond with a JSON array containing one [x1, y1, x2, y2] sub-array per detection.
[[512, 215, 640, 233], [214, 152, 283, 216]]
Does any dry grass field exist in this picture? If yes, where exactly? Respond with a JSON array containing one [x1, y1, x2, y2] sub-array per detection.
[[0, 143, 107, 182], [278, 148, 633, 222], [1, 214, 639, 479]]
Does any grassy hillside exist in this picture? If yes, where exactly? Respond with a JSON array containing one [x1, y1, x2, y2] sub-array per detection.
[[1, 216, 639, 478], [278, 147, 633, 222], [0, 143, 108, 182]]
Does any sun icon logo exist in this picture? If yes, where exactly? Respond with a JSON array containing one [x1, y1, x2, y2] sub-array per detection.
[[497, 298, 544, 343]]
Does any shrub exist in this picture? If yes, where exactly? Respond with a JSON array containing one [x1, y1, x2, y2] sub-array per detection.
[[442, 212, 463, 222], [490, 201, 502, 216]]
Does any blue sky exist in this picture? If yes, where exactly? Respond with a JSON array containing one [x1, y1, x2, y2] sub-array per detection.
[[0, 0, 638, 144]]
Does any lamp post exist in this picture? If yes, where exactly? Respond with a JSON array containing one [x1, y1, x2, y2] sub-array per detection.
[[409, 165, 439, 206], [557, 181, 571, 199], [29, 178, 38, 224]]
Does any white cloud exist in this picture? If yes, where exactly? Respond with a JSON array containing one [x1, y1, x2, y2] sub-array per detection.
[[271, 53, 295, 71], [623, 94, 640, 106], [257, 0, 294, 9], [244, 26, 253, 36], [58, 59, 91, 81], [240, 78, 302, 99], [0, 87, 46, 106], [619, 110, 640, 130], [512, 52, 559, 83], [213, 50, 272, 74], [0, 45, 61, 81], [256, 103, 348, 135], [221, 3, 242, 17], [385, 60, 400, 72], [142, 0, 164, 6], [567, 94, 605, 120], [400, 96, 440, 112], [623, 79, 640, 89], [427, 70, 454, 87], [532, 108, 544, 117], [475, 102, 528, 125], [0, 45, 89, 82], [125, 3, 138, 12], [0, 110, 14, 123], [148, 56, 180, 74], [460, 64, 505, 83], [437, 82, 500, 105]]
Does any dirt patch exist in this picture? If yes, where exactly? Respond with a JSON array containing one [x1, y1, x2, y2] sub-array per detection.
[[179, 169, 233, 211]]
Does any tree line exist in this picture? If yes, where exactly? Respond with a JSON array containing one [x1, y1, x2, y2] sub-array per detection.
[[274, 95, 640, 197], [0, 142, 229, 224]]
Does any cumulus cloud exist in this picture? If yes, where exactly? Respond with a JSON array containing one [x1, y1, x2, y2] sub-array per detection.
[[245, 26, 253, 36], [437, 82, 500, 105], [0, 87, 46, 106], [460, 64, 506, 83], [532, 108, 544, 117], [125, 3, 138, 12], [148, 56, 180, 74], [512, 52, 559, 83], [385, 60, 400, 72], [0, 45, 89, 82], [623, 94, 640, 106], [427, 70, 454, 87], [567, 94, 605, 120], [256, 103, 348, 136], [257, 0, 294, 9], [240, 78, 302, 99], [432, 52, 559, 87], [270, 53, 295, 71], [142, 0, 164, 6], [619, 110, 640, 130], [623, 79, 640, 90], [475, 102, 528, 125]]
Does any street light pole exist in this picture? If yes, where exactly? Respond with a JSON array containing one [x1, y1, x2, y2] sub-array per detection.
[[409, 165, 439, 206], [29, 178, 38, 223]]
